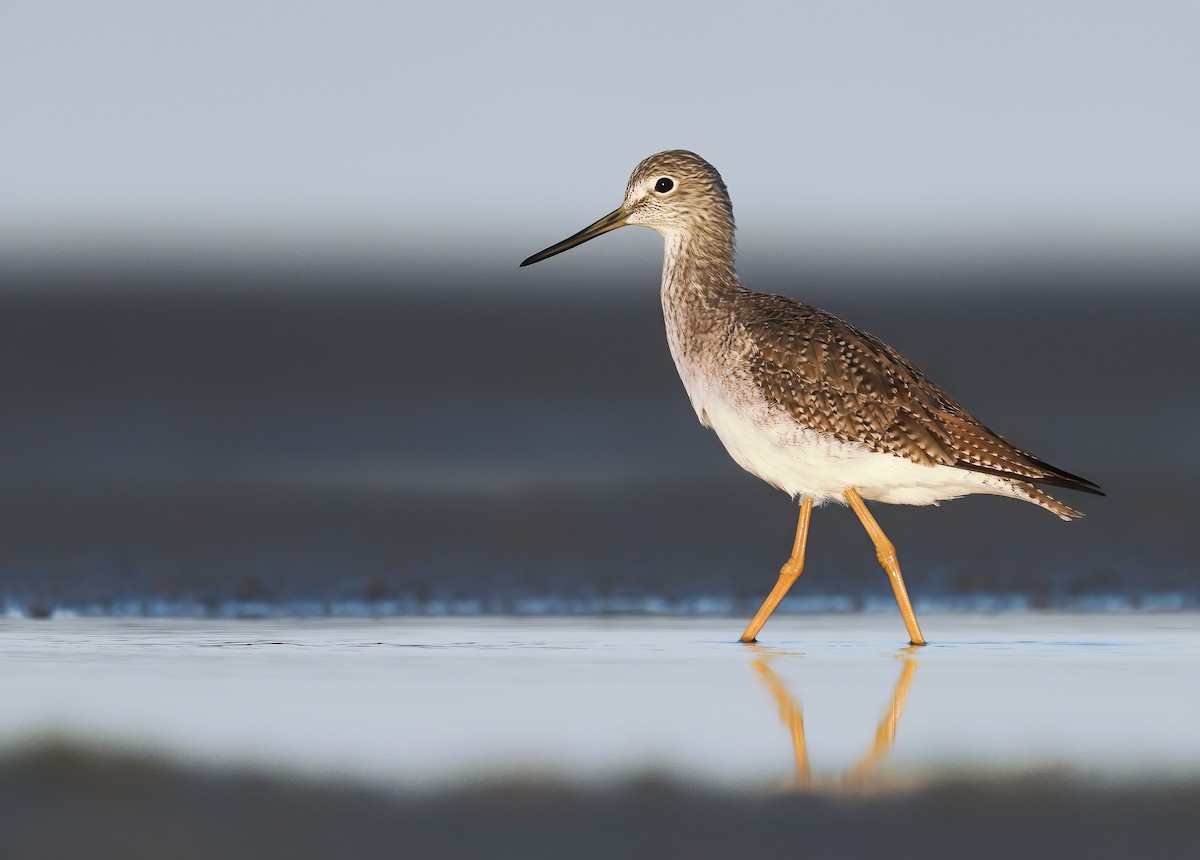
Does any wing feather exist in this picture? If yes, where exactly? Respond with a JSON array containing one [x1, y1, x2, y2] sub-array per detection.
[[738, 293, 1101, 495]]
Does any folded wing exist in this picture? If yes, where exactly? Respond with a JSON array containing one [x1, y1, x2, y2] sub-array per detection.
[[740, 293, 1102, 496]]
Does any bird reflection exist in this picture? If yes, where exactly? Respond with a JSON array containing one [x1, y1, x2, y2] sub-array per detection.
[[749, 649, 919, 791]]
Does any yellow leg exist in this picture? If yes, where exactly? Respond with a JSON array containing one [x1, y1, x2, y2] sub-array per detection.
[[843, 488, 926, 646], [740, 498, 813, 643]]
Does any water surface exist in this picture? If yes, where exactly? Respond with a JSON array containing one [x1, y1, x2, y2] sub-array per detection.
[[5, 614, 1197, 791]]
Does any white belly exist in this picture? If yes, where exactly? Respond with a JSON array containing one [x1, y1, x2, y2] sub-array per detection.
[[694, 382, 1024, 508]]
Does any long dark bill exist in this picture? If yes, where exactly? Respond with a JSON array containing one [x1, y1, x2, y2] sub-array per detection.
[[519, 207, 628, 267]]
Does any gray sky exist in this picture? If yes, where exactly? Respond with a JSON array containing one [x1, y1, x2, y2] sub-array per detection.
[[3, 1, 1197, 284]]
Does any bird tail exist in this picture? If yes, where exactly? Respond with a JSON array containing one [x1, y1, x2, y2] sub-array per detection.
[[1012, 481, 1084, 521]]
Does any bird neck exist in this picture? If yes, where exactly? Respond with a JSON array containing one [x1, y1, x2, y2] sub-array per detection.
[[660, 223, 741, 306]]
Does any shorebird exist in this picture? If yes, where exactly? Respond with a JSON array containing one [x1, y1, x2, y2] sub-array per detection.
[[520, 150, 1101, 645]]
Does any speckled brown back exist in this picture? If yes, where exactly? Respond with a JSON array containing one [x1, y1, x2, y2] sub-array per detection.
[[737, 291, 1100, 494]]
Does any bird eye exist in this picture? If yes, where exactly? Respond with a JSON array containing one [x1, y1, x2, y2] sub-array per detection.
[[654, 177, 674, 194]]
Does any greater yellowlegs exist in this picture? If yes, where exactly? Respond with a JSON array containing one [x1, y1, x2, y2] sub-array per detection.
[[520, 150, 1101, 645]]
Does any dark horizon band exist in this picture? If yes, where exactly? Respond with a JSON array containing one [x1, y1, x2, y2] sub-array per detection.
[[519, 207, 628, 267]]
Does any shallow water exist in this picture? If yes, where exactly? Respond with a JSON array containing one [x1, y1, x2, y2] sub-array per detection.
[[4, 614, 1198, 791]]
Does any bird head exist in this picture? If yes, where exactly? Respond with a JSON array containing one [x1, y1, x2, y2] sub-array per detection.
[[520, 150, 733, 267]]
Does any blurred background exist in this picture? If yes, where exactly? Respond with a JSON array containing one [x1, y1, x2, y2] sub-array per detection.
[[2, 0, 1198, 616]]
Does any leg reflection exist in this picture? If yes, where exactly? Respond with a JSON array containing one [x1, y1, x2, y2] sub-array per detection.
[[845, 655, 918, 789], [750, 651, 919, 791], [750, 656, 811, 789]]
